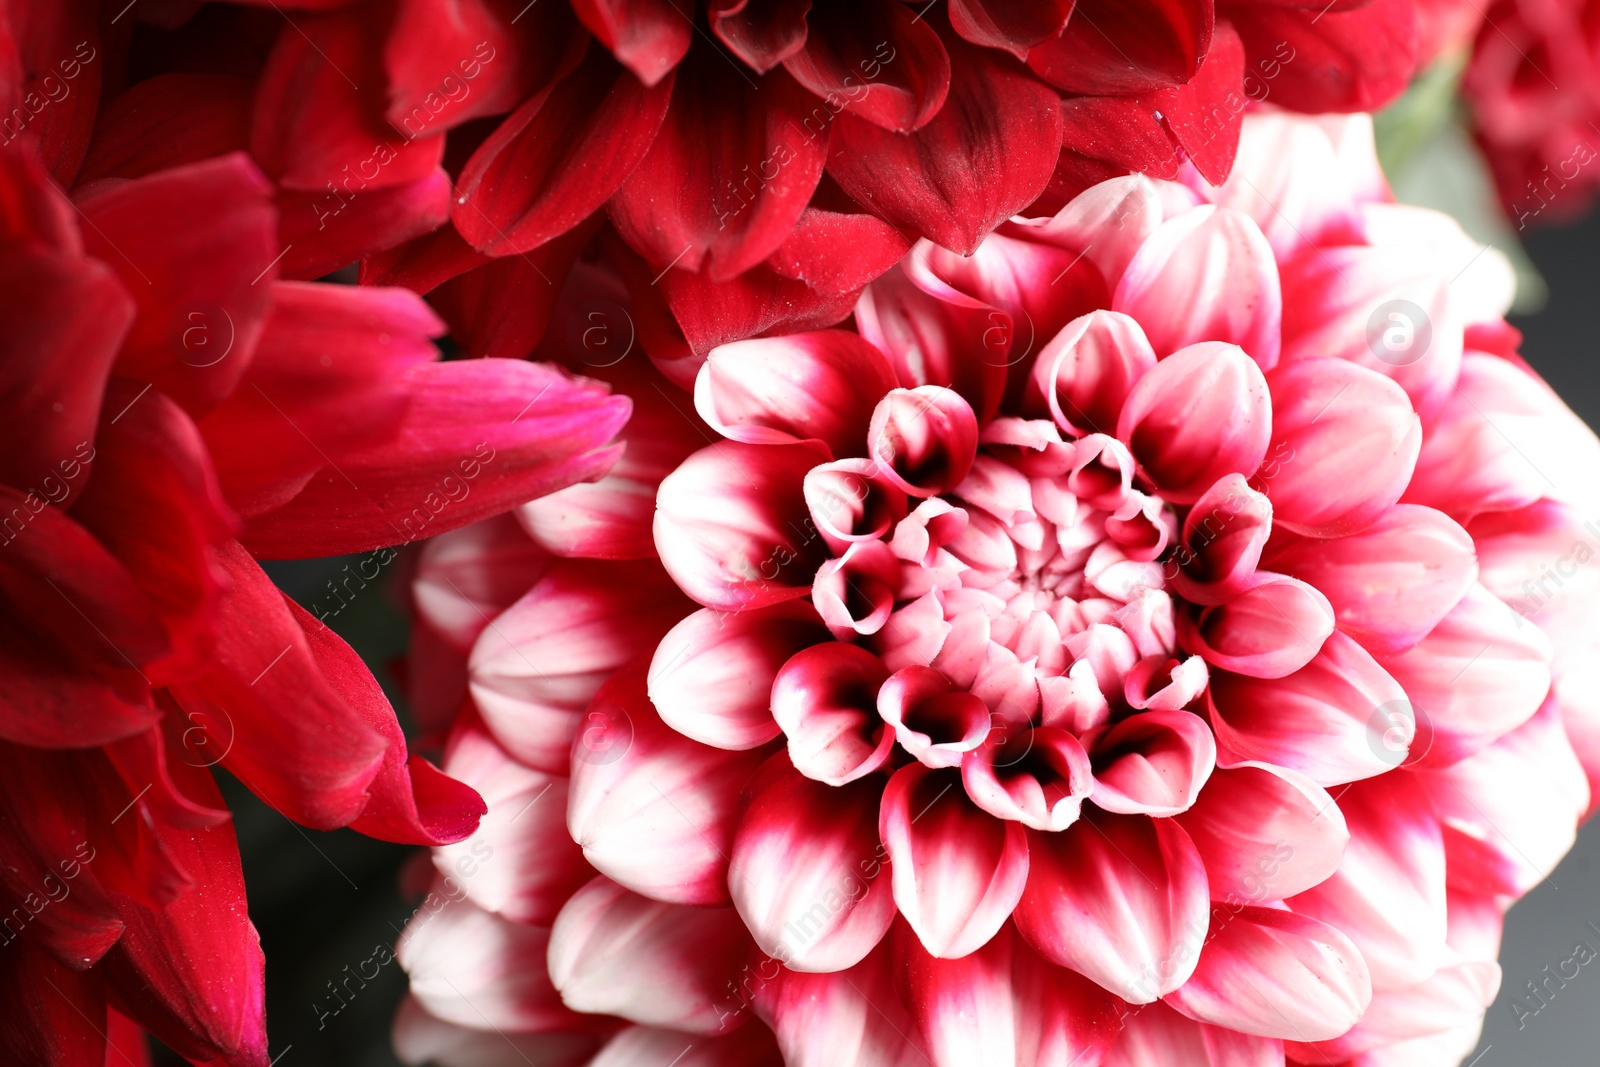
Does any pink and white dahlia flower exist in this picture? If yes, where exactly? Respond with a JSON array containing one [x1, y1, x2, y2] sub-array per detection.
[[394, 109, 1600, 1067]]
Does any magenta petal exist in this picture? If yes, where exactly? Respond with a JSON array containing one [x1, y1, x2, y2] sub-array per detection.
[[1027, 310, 1157, 439], [655, 440, 831, 611], [1105, 1001, 1285, 1067], [1208, 631, 1412, 787], [730, 757, 895, 972], [566, 664, 769, 905], [756, 944, 929, 1067], [696, 330, 896, 453], [1115, 341, 1272, 505], [868, 386, 981, 498], [1178, 573, 1335, 680], [1170, 474, 1273, 606], [649, 602, 828, 750], [1113, 205, 1282, 368], [1261, 504, 1476, 656], [1176, 761, 1349, 904], [880, 763, 1028, 958], [1085, 710, 1216, 817], [1014, 812, 1208, 1003], [549, 875, 751, 1032], [877, 667, 992, 769], [1258, 357, 1421, 538], [771, 642, 894, 785], [961, 725, 1093, 832], [1164, 907, 1371, 1042]]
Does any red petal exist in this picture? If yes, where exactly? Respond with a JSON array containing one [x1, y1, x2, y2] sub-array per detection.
[[99, 751, 268, 1067], [240, 358, 630, 557], [0, 4, 102, 183], [828, 33, 1062, 255], [949, 0, 1075, 58], [276, 167, 452, 280], [384, 0, 585, 133], [0, 943, 107, 1065], [429, 219, 595, 358], [454, 44, 672, 256], [609, 57, 825, 280], [782, 0, 949, 132], [77, 74, 253, 185], [570, 0, 692, 86], [710, 0, 812, 73], [359, 222, 488, 294], [167, 542, 388, 829], [1147, 19, 1245, 185], [77, 154, 278, 416], [756, 942, 929, 1067], [1226, 0, 1416, 112], [70, 382, 233, 685], [250, 5, 445, 192], [1028, 0, 1211, 95], [197, 282, 441, 521], [657, 258, 865, 357]]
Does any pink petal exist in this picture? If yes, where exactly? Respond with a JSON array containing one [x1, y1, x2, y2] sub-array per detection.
[[1207, 630, 1412, 786], [393, 996, 604, 1067], [1115, 341, 1272, 505], [771, 642, 895, 785], [566, 664, 770, 905], [730, 757, 896, 972], [827, 30, 1062, 255], [432, 717, 591, 925], [804, 458, 910, 553], [397, 896, 580, 1032], [814, 540, 902, 639], [1170, 474, 1273, 606], [1085, 710, 1216, 817], [781, 0, 949, 132], [1103, 1001, 1285, 1067], [881, 764, 1028, 958], [549, 875, 752, 1032], [877, 667, 993, 769], [1026, 310, 1157, 440], [1178, 574, 1335, 679], [755, 945, 930, 1067], [469, 559, 691, 772], [899, 923, 1121, 1067], [696, 330, 897, 453], [1258, 357, 1421, 538], [1416, 697, 1588, 897], [855, 259, 1009, 423], [1164, 907, 1371, 1042], [588, 1025, 784, 1067], [1288, 773, 1447, 993], [961, 725, 1093, 832], [649, 602, 829, 750], [654, 440, 831, 611], [1176, 761, 1349, 904], [1261, 504, 1476, 656], [1113, 205, 1282, 368], [868, 386, 982, 498], [1377, 583, 1552, 767], [1014, 813, 1209, 1003], [1278, 245, 1462, 421]]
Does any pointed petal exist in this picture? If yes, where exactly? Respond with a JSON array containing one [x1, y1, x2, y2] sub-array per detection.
[[782, 0, 948, 132], [881, 764, 1028, 958], [1178, 574, 1335, 679], [1027, 0, 1211, 95], [1086, 710, 1216, 817], [571, 0, 692, 85], [1014, 812, 1208, 1003], [566, 664, 769, 905]]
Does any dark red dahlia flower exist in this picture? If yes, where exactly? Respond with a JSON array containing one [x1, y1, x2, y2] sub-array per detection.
[[0, 27, 629, 1060], [52, 0, 1453, 365]]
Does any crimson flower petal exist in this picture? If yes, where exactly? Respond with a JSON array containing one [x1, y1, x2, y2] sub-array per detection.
[[1028, 0, 1211, 96], [571, 0, 692, 86]]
